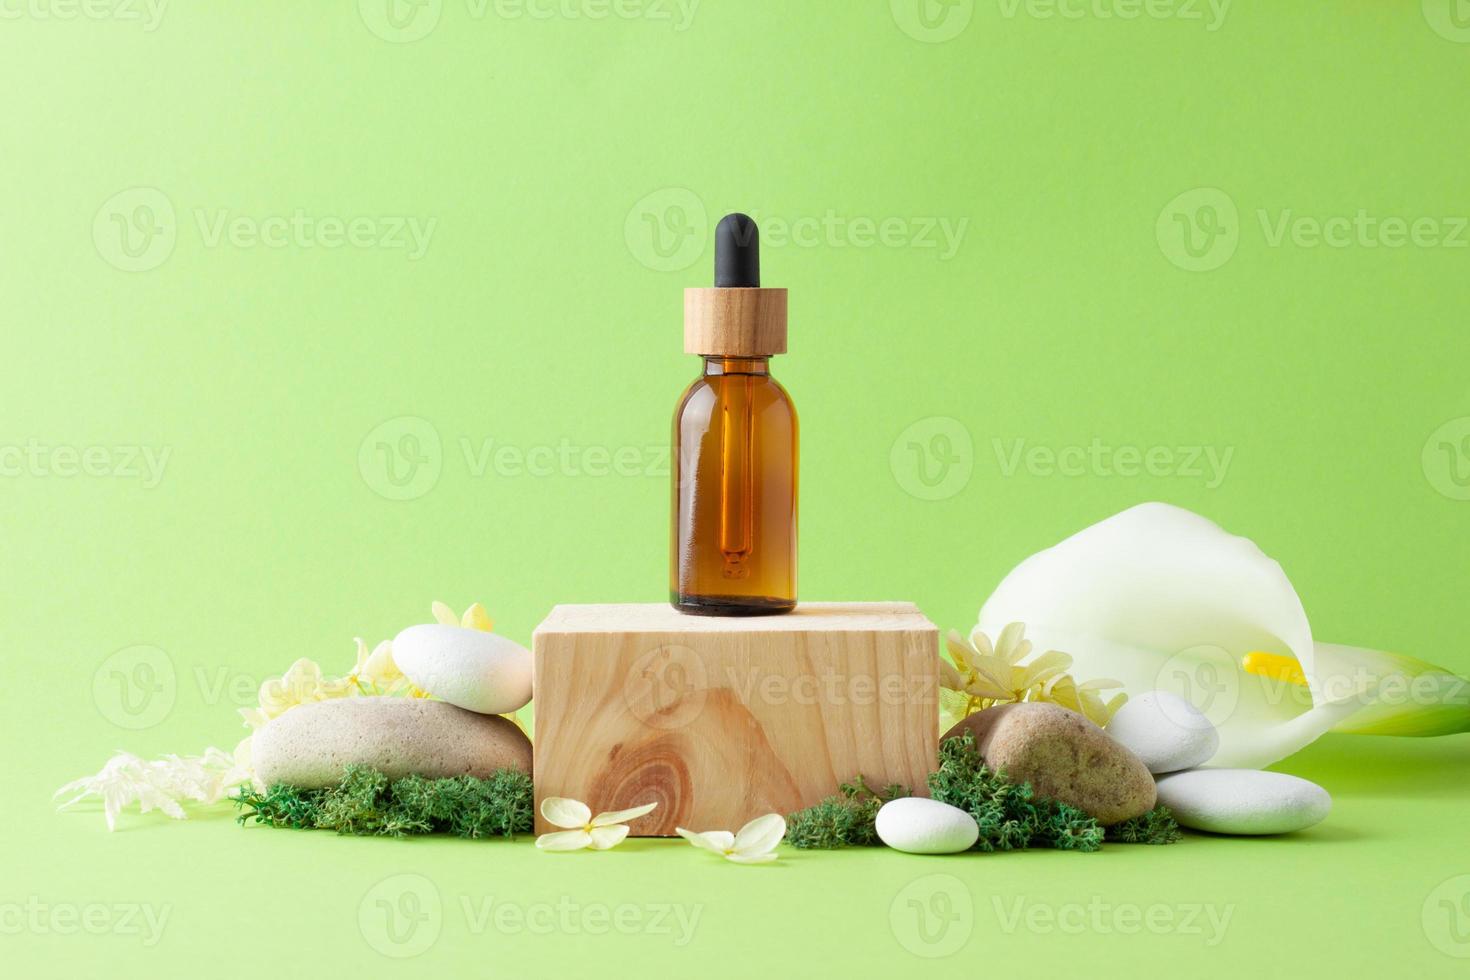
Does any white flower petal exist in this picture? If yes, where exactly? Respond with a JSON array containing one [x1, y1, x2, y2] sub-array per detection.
[[535, 829, 592, 851], [591, 801, 657, 827], [431, 601, 458, 626], [725, 852, 780, 864], [732, 814, 785, 856], [540, 797, 592, 829], [587, 825, 630, 850], [1311, 642, 1470, 736], [677, 828, 735, 853]]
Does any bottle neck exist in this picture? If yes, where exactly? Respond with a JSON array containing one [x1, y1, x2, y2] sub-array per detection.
[[702, 356, 770, 377]]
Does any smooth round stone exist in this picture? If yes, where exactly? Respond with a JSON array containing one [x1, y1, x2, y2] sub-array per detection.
[[1154, 769, 1330, 835], [944, 702, 1156, 825], [875, 797, 980, 854], [252, 696, 531, 789], [1106, 691, 1219, 774], [392, 623, 533, 715]]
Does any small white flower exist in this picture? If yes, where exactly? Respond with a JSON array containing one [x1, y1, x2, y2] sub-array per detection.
[[535, 797, 657, 851], [54, 748, 250, 832], [676, 813, 786, 864]]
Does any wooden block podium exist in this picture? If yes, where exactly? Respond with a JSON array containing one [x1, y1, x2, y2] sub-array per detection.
[[532, 602, 938, 836]]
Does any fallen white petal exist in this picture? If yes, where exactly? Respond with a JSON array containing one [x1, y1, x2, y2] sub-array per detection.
[[587, 825, 630, 850], [540, 797, 592, 829], [535, 829, 592, 851], [732, 814, 785, 856], [591, 802, 657, 827], [677, 828, 735, 854]]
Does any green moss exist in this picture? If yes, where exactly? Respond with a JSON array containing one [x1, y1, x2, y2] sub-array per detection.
[[784, 776, 910, 849], [1106, 806, 1184, 845], [234, 766, 534, 839], [928, 732, 1106, 852]]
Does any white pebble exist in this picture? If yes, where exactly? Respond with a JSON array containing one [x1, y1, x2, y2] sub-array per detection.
[[1155, 769, 1331, 835], [875, 797, 979, 854], [1106, 691, 1218, 773], [392, 624, 533, 715]]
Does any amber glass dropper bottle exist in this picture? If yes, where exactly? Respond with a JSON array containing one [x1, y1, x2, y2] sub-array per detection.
[[670, 213, 797, 616]]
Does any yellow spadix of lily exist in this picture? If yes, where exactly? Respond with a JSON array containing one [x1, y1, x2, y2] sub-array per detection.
[[1242, 652, 1308, 687]]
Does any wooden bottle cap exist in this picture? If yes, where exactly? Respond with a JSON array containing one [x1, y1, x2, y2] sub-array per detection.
[[683, 287, 788, 356]]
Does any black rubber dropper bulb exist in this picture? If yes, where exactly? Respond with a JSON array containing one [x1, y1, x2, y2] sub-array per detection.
[[714, 213, 761, 288]]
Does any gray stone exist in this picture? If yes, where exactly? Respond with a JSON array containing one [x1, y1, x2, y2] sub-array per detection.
[[252, 696, 531, 789]]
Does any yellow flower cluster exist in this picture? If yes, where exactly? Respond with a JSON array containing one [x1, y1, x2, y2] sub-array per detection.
[[237, 600, 496, 732], [939, 622, 1127, 730]]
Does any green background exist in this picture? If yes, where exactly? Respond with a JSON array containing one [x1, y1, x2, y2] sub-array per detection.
[[4, 1, 1470, 976]]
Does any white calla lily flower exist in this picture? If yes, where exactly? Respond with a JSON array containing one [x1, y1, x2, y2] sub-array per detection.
[[976, 503, 1470, 768]]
